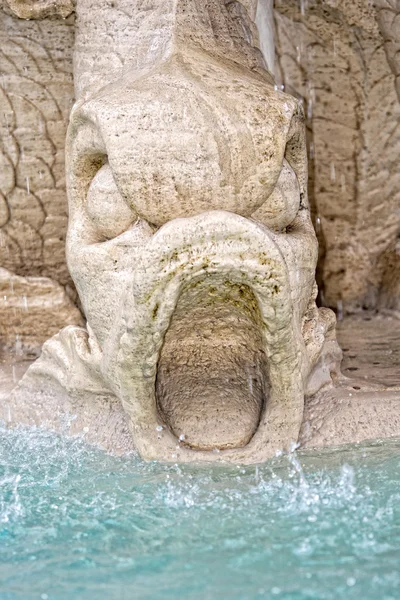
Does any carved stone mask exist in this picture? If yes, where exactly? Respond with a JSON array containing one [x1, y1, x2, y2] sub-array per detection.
[[63, 0, 339, 462]]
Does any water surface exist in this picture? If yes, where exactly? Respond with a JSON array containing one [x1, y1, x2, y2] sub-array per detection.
[[0, 424, 399, 599]]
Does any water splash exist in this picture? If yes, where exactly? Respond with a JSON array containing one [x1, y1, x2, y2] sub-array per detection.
[[330, 162, 336, 182], [341, 173, 346, 193], [307, 98, 313, 120], [0, 473, 22, 523], [0, 425, 399, 600]]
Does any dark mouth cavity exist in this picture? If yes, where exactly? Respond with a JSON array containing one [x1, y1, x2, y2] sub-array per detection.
[[156, 278, 269, 451]]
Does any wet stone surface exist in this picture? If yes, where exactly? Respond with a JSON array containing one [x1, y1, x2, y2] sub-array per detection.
[[338, 312, 400, 387]]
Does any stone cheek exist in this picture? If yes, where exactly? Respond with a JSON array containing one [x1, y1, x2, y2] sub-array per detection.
[[85, 164, 137, 242]]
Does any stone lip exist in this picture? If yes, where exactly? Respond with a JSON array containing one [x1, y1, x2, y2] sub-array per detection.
[[100, 210, 307, 463]]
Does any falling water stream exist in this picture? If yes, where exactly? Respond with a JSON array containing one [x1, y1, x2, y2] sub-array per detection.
[[0, 423, 399, 600]]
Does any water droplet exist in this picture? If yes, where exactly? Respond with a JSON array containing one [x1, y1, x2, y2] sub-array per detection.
[[337, 300, 343, 321], [307, 514, 317, 522], [15, 334, 22, 357], [307, 99, 313, 120], [271, 587, 281, 595]]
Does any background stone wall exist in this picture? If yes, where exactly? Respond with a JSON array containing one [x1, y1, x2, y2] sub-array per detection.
[[0, 8, 81, 350], [274, 0, 400, 312], [0, 9, 73, 283]]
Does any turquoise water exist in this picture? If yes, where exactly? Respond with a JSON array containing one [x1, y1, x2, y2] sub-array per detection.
[[0, 424, 399, 600]]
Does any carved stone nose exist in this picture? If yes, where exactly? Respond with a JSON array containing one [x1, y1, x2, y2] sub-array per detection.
[[76, 52, 298, 230]]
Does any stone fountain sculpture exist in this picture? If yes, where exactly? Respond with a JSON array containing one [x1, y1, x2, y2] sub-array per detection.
[[4, 0, 343, 462]]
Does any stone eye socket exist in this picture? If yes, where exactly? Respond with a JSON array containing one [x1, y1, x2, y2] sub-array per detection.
[[86, 162, 137, 241]]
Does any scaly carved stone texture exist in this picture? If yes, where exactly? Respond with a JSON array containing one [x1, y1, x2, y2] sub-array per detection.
[[0, 9, 82, 347], [275, 0, 400, 312], [375, 0, 400, 102], [0, 10, 74, 286]]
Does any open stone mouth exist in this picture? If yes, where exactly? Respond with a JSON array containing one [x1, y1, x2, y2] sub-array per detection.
[[156, 280, 269, 451], [112, 211, 303, 463]]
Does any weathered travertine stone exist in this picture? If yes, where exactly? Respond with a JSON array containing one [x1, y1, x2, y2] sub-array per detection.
[[0, 11, 74, 285], [0, 8, 79, 346], [3, 1, 400, 325], [0, 267, 83, 351], [3, 1, 399, 462], [275, 0, 400, 312], [4, 311, 400, 455], [1, 0, 74, 19], [301, 312, 400, 448], [4, 0, 341, 463], [375, 0, 400, 103]]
